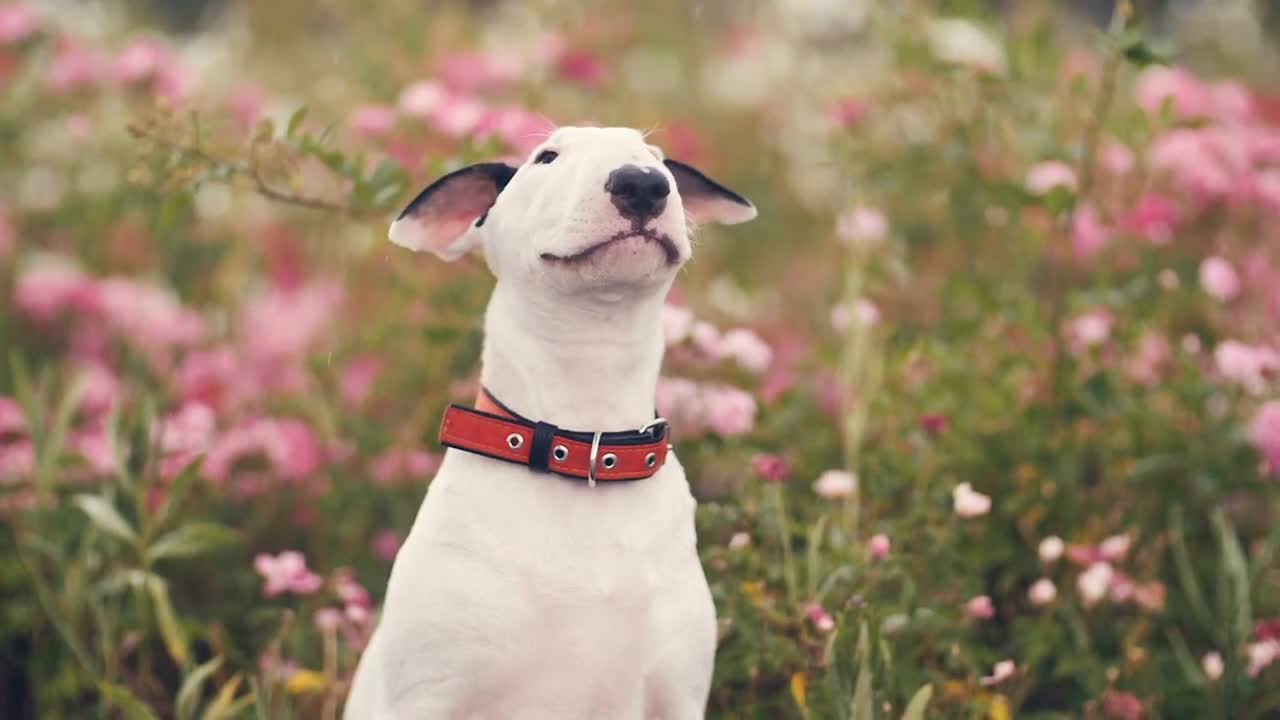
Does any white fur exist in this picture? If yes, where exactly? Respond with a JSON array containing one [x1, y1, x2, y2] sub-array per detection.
[[347, 127, 753, 719]]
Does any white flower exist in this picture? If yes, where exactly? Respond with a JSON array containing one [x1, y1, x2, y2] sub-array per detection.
[[1028, 578, 1057, 606], [926, 18, 1007, 75], [813, 470, 857, 499], [953, 482, 992, 518], [1077, 562, 1114, 608], [1038, 536, 1065, 563], [1202, 651, 1224, 682], [727, 532, 751, 551], [980, 659, 1016, 686], [1098, 533, 1131, 562]]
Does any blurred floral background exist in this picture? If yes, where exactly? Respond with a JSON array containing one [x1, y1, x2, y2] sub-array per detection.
[[2, 0, 1279, 717]]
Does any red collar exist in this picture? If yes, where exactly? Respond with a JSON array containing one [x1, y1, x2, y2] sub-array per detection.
[[438, 388, 670, 486]]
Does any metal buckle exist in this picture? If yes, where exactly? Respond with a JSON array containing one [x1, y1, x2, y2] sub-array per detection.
[[587, 431, 603, 487], [638, 417, 668, 437]]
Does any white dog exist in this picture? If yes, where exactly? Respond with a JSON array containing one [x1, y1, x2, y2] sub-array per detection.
[[345, 126, 757, 719]]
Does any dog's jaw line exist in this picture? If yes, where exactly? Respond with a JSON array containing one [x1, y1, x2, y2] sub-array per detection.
[[540, 228, 682, 266]]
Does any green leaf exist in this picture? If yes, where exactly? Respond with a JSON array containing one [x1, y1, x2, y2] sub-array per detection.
[[154, 455, 204, 530], [902, 683, 933, 720], [99, 682, 160, 720], [37, 372, 88, 494], [73, 494, 138, 544], [1169, 506, 1213, 632], [148, 522, 239, 563], [1165, 629, 1207, 688], [850, 621, 873, 720], [146, 575, 189, 666], [176, 657, 223, 720], [1212, 508, 1252, 649], [286, 106, 308, 138]]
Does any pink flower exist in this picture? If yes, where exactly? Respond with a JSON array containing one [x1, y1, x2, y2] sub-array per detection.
[[1100, 139, 1135, 176], [718, 328, 772, 374], [242, 280, 343, 363], [1120, 193, 1180, 246], [398, 81, 446, 117], [1101, 690, 1143, 720], [1077, 562, 1114, 607], [1149, 128, 1247, 199], [0, 3, 39, 46], [1025, 161, 1078, 195], [813, 469, 856, 499], [1133, 581, 1166, 612], [1249, 401, 1280, 474], [805, 604, 836, 633], [0, 397, 25, 438], [662, 304, 694, 346], [825, 97, 868, 129], [113, 38, 173, 85], [314, 608, 343, 632], [227, 83, 266, 130], [371, 529, 403, 562], [46, 39, 104, 94], [702, 384, 756, 437], [835, 207, 887, 249], [751, 453, 790, 484], [333, 569, 371, 610], [1071, 203, 1110, 261], [919, 413, 947, 436], [831, 300, 880, 332], [154, 403, 216, 479], [1126, 332, 1170, 386], [1039, 536, 1065, 563], [1135, 65, 1210, 119], [1199, 256, 1241, 302], [1064, 309, 1113, 354], [966, 595, 994, 620], [1028, 578, 1057, 606], [338, 355, 382, 409], [555, 48, 607, 87], [690, 321, 723, 358], [476, 105, 555, 155], [1098, 533, 1131, 562], [655, 377, 705, 435], [348, 104, 397, 138], [1247, 639, 1280, 678], [868, 533, 891, 560], [203, 418, 325, 485], [439, 51, 521, 94], [1214, 341, 1280, 394], [97, 277, 206, 350], [980, 659, 1016, 687], [953, 482, 991, 518], [431, 94, 487, 139], [253, 551, 323, 597], [76, 362, 121, 418], [368, 447, 440, 487], [14, 254, 95, 322], [173, 348, 240, 410], [0, 440, 34, 483]]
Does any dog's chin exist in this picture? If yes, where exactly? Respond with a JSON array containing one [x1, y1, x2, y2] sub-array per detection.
[[538, 233, 685, 290]]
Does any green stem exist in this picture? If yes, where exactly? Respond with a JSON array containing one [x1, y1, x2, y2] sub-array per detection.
[[767, 483, 799, 610]]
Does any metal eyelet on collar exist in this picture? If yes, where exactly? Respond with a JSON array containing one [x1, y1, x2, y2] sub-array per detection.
[[644, 452, 657, 468], [601, 453, 617, 469], [506, 433, 523, 450], [552, 444, 569, 462]]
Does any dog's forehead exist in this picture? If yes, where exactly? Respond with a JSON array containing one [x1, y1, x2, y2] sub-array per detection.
[[542, 126, 658, 155]]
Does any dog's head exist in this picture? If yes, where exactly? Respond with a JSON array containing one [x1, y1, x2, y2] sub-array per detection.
[[389, 126, 756, 295]]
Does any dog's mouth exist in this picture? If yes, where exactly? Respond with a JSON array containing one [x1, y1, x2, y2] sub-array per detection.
[[539, 229, 681, 266]]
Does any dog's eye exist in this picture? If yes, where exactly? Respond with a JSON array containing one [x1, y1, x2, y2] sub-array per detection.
[[534, 150, 559, 165]]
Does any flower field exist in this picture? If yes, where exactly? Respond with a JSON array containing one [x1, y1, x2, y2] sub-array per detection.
[[2, 1, 1279, 718]]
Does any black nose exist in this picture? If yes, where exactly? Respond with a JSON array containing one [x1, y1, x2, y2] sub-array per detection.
[[605, 165, 670, 221]]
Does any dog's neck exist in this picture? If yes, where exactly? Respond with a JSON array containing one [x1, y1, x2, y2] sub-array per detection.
[[479, 281, 667, 433]]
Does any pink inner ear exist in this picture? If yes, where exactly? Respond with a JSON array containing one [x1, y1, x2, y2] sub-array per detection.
[[682, 195, 758, 226], [395, 174, 501, 255]]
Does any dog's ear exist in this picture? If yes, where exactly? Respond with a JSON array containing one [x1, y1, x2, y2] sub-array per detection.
[[664, 159, 757, 225], [388, 162, 518, 260]]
